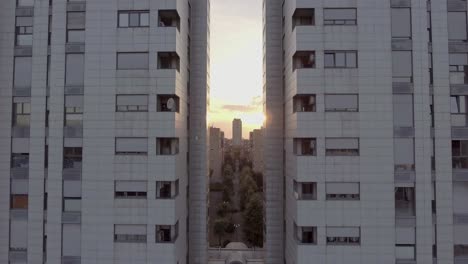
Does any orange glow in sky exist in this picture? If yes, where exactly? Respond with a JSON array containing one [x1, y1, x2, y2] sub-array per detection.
[[209, 0, 263, 138]]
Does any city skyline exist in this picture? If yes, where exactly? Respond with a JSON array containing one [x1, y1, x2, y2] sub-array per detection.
[[1, 0, 468, 263], [209, 0, 264, 138]]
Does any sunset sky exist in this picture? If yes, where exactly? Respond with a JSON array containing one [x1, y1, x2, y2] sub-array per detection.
[[209, 0, 263, 139]]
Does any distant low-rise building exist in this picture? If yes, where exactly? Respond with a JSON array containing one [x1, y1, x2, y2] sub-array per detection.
[[251, 128, 264, 173], [209, 127, 224, 183]]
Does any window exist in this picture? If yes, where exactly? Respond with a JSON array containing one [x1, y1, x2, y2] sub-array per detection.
[[326, 182, 360, 200], [62, 224, 81, 258], [452, 140, 468, 169], [326, 227, 360, 245], [156, 180, 179, 199], [448, 12, 467, 41], [63, 147, 82, 169], [114, 225, 147, 243], [116, 95, 148, 112], [395, 187, 415, 216], [292, 9, 315, 28], [394, 138, 415, 171], [156, 138, 179, 155], [391, 8, 411, 38], [65, 54, 84, 86], [63, 197, 81, 212], [159, 10, 180, 29], [157, 95, 180, 112], [117, 52, 149, 70], [325, 94, 358, 112], [12, 98, 31, 127], [17, 0, 34, 7], [323, 8, 357, 25], [392, 51, 413, 82], [63, 180, 81, 212], [294, 181, 317, 200], [14, 57, 32, 89], [295, 224, 316, 244], [65, 95, 83, 127], [324, 51, 357, 68], [451, 95, 468, 126], [455, 245, 468, 259], [293, 51, 315, 70], [67, 12, 85, 43], [396, 245, 415, 260], [156, 222, 178, 243], [115, 181, 147, 199], [325, 138, 359, 156], [10, 194, 28, 209], [15, 16, 33, 46], [393, 94, 413, 127], [118, 10, 149, 28], [293, 95, 316, 112], [293, 138, 316, 156], [449, 53, 468, 85], [115, 137, 148, 155], [11, 153, 29, 168], [158, 52, 180, 71], [10, 219, 27, 251]]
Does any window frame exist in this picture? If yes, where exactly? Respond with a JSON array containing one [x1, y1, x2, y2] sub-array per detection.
[[323, 8, 357, 26], [324, 94, 358, 112], [118, 10, 150, 28], [116, 94, 149, 112], [325, 182, 360, 201], [116, 52, 149, 70], [325, 138, 360, 156], [324, 50, 358, 68]]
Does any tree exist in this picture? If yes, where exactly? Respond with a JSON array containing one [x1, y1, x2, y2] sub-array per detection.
[[239, 172, 258, 211], [223, 164, 234, 179], [242, 193, 264, 247], [213, 218, 229, 246], [217, 202, 233, 217], [222, 186, 232, 203]]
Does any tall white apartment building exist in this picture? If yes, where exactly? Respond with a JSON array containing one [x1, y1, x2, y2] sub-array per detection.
[[0, 0, 209, 263], [263, 0, 468, 263], [232, 118, 242, 146]]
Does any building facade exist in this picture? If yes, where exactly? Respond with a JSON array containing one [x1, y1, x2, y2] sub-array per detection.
[[209, 127, 224, 183], [263, 0, 468, 263], [232, 118, 242, 146], [0, 0, 209, 263], [250, 128, 264, 173]]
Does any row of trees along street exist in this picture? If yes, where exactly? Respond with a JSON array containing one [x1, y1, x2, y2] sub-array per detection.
[[210, 147, 264, 248]]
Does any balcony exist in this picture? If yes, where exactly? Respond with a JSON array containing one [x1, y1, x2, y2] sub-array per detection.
[[293, 51, 315, 71], [292, 8, 315, 29]]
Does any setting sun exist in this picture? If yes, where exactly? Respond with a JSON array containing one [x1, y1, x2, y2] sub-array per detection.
[[209, 0, 263, 138]]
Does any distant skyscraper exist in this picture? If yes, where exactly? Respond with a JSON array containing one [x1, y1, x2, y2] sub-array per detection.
[[263, 0, 466, 263], [232, 118, 242, 146]]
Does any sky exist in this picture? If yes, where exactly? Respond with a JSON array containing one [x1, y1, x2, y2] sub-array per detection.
[[209, 0, 263, 139]]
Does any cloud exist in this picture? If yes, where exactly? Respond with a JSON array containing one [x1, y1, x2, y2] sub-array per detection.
[[221, 104, 257, 112], [220, 96, 263, 113]]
